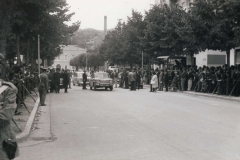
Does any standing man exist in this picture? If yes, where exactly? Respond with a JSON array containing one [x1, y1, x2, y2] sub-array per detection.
[[114, 70, 118, 88], [48, 69, 55, 93], [136, 71, 141, 90], [187, 68, 194, 91], [82, 70, 87, 90], [163, 68, 169, 92], [68, 69, 72, 89], [180, 68, 187, 92], [53, 68, 61, 93], [62, 69, 69, 93], [124, 71, 129, 89], [38, 67, 49, 106], [128, 70, 136, 91], [119, 69, 124, 88]]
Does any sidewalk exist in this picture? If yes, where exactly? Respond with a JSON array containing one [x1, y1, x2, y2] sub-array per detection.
[[12, 89, 40, 142], [143, 84, 240, 102]]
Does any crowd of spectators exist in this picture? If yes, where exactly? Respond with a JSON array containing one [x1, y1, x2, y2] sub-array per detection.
[[1, 62, 74, 114], [87, 64, 240, 97], [151, 64, 240, 97]]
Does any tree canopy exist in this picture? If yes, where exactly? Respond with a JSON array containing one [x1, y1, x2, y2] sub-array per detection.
[[99, 0, 240, 67], [0, 0, 80, 67]]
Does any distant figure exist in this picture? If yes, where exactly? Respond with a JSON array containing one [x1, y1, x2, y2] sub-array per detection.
[[114, 70, 118, 88], [163, 69, 169, 92], [38, 67, 49, 106], [128, 70, 136, 91], [53, 68, 61, 93], [136, 71, 141, 90], [150, 72, 158, 92], [82, 70, 87, 90], [62, 70, 69, 93]]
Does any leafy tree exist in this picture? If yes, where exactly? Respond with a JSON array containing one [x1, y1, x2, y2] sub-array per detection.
[[144, 5, 188, 59], [99, 10, 146, 68], [190, 0, 240, 65], [0, 0, 80, 68], [122, 10, 146, 67], [99, 22, 125, 65]]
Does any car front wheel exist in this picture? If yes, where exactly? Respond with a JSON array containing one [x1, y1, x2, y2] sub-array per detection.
[[110, 86, 113, 91], [94, 83, 97, 91]]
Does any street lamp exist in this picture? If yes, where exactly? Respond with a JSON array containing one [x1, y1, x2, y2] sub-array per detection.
[[85, 42, 88, 71]]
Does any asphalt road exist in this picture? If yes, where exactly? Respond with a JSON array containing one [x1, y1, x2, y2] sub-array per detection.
[[16, 85, 240, 160]]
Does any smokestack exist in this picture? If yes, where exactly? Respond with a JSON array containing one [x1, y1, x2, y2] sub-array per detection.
[[104, 16, 107, 36]]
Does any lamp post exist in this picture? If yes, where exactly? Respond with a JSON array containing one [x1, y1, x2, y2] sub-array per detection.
[[85, 42, 88, 71], [142, 51, 144, 76]]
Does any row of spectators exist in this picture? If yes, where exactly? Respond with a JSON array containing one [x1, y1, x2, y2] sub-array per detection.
[[1, 64, 40, 115], [151, 64, 240, 97]]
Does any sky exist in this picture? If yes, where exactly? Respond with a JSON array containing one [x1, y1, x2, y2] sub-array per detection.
[[66, 0, 155, 30]]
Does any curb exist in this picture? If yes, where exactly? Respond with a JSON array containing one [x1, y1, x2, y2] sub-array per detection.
[[143, 85, 240, 102], [16, 97, 40, 142], [182, 91, 240, 103]]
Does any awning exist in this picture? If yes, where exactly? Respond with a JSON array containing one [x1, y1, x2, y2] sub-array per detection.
[[157, 56, 169, 59]]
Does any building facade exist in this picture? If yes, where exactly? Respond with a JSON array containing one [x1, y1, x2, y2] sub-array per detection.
[[52, 45, 86, 70]]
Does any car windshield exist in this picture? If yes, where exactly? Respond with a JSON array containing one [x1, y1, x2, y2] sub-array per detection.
[[94, 73, 109, 79], [74, 72, 90, 77]]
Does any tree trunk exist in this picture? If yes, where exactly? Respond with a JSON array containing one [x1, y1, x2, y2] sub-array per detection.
[[16, 34, 20, 65], [226, 49, 230, 67], [26, 40, 30, 67], [190, 53, 195, 68]]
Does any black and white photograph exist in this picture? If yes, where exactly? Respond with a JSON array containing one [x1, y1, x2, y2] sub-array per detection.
[[0, 0, 240, 159]]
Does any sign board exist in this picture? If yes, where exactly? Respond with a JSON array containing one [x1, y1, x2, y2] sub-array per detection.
[[207, 55, 226, 65], [36, 59, 42, 64]]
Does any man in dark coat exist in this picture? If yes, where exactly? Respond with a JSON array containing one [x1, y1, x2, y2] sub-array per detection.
[[124, 71, 129, 89], [62, 69, 69, 93], [163, 68, 169, 92], [128, 70, 136, 91], [180, 68, 187, 92], [136, 71, 141, 90], [39, 67, 49, 105], [82, 70, 87, 90], [53, 68, 61, 93]]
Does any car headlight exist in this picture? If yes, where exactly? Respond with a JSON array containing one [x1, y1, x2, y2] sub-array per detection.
[[95, 80, 100, 84]]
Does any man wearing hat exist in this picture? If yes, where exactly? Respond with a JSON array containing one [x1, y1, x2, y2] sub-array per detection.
[[38, 67, 49, 106]]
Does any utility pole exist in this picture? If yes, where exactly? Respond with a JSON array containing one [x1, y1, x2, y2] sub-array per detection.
[[17, 35, 20, 65], [38, 35, 40, 75], [85, 42, 87, 71], [142, 51, 144, 76]]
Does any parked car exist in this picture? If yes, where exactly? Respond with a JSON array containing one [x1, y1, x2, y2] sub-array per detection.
[[72, 71, 90, 86], [89, 72, 114, 91], [108, 66, 119, 72]]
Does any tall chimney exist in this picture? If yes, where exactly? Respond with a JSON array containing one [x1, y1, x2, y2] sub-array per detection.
[[104, 16, 107, 36]]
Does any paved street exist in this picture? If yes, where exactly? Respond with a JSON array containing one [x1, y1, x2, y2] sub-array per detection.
[[16, 85, 240, 160]]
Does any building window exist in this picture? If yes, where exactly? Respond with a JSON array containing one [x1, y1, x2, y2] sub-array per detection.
[[236, 50, 240, 64], [65, 65, 67, 69], [58, 56, 60, 59], [65, 55, 67, 60]]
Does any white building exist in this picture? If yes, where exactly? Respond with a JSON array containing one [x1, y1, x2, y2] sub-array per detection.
[[52, 45, 86, 70]]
